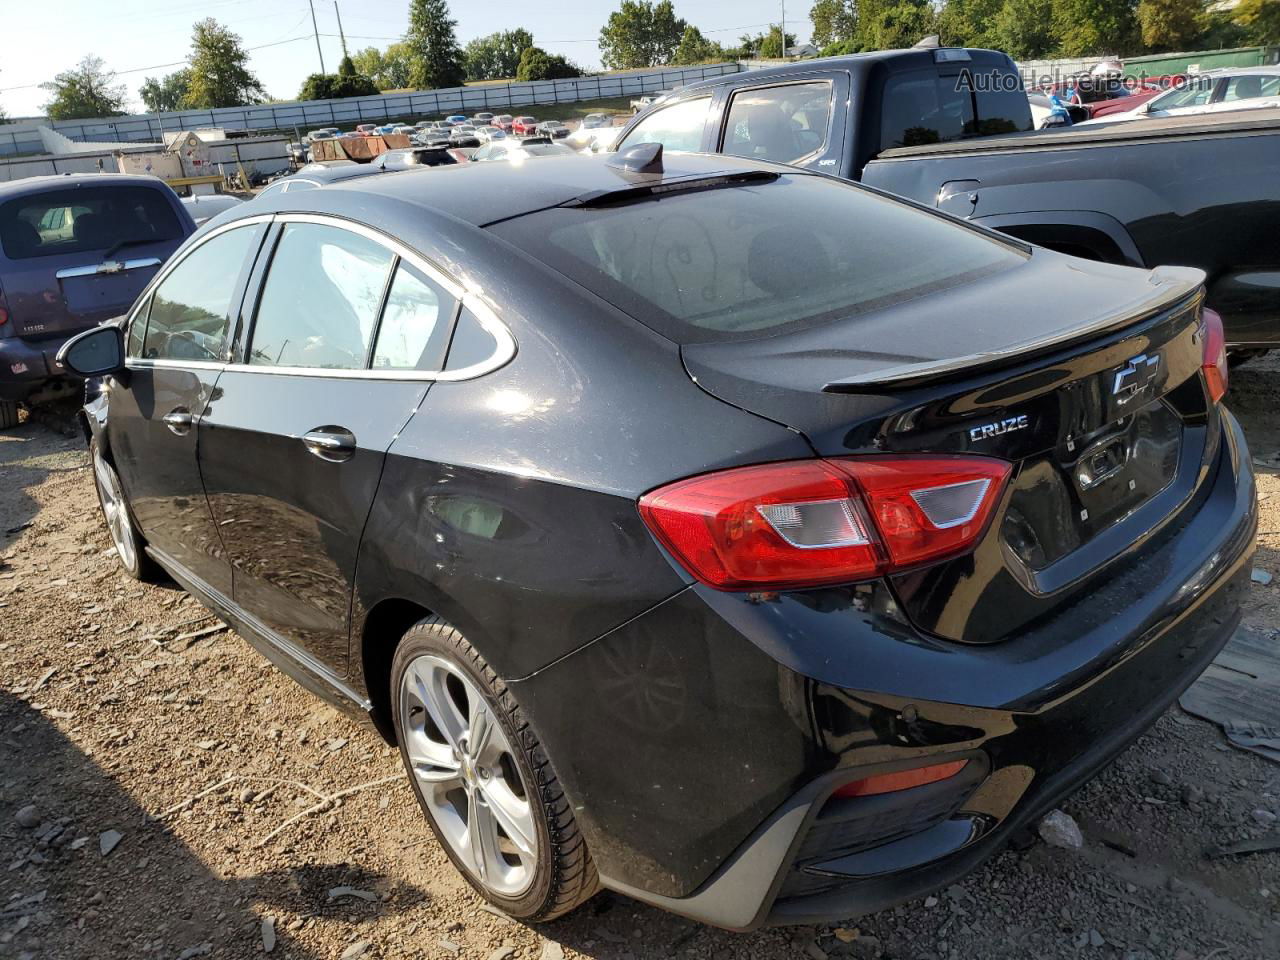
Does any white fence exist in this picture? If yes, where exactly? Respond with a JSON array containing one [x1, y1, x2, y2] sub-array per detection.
[[0, 63, 741, 155]]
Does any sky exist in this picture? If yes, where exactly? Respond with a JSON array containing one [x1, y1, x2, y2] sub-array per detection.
[[1, 0, 811, 118]]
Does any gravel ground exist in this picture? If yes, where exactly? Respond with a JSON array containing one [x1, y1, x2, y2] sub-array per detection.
[[3, 361, 1280, 960]]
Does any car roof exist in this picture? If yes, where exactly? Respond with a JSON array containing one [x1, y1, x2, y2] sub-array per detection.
[[284, 163, 384, 185], [306, 151, 791, 227], [0, 172, 174, 200]]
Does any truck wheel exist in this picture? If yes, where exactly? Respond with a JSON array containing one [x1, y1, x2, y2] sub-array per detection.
[[0, 400, 19, 430], [391, 617, 599, 921]]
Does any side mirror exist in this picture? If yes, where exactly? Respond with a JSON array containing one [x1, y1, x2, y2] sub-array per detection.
[[57, 324, 125, 378]]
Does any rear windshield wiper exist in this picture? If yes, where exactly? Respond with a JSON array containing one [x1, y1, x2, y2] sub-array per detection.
[[563, 170, 780, 209], [101, 237, 157, 261]]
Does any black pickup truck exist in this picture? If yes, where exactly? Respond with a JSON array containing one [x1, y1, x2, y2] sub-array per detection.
[[615, 46, 1280, 350]]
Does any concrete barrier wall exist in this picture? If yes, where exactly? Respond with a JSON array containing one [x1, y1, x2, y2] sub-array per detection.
[[4, 63, 742, 149]]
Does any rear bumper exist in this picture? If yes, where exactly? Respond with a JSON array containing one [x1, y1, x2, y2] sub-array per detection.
[[0, 334, 78, 401], [513, 409, 1257, 930]]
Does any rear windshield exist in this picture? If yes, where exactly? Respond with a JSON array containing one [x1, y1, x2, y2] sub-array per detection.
[[490, 173, 1025, 343], [0, 185, 184, 261]]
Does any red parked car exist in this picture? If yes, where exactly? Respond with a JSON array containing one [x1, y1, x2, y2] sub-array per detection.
[[511, 116, 539, 135], [1087, 85, 1164, 120], [493, 115, 515, 131], [355, 123, 378, 136]]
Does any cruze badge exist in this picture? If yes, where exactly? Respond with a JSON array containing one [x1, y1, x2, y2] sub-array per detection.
[[969, 414, 1029, 442], [1112, 353, 1160, 402]]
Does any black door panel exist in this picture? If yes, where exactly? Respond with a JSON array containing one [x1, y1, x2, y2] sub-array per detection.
[[199, 373, 428, 674], [110, 364, 232, 597]]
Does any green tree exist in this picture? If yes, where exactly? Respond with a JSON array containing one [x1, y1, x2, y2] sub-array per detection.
[[810, 0, 857, 47], [139, 69, 191, 113], [868, 4, 933, 49], [1052, 0, 1140, 56], [754, 24, 798, 58], [463, 28, 535, 80], [1236, 0, 1280, 44], [406, 0, 467, 90], [991, 0, 1058, 58], [1137, 0, 1205, 50], [184, 19, 266, 108], [515, 46, 582, 81], [41, 56, 126, 120], [299, 57, 379, 101], [352, 43, 415, 89], [936, 0, 1004, 48], [351, 46, 387, 83], [670, 25, 726, 63], [599, 0, 687, 69]]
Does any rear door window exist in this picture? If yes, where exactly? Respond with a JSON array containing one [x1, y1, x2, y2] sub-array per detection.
[[721, 81, 834, 164], [372, 262, 457, 371], [618, 97, 712, 153], [248, 222, 394, 369], [1220, 74, 1280, 103], [0, 186, 184, 260], [444, 307, 501, 372], [139, 224, 265, 362]]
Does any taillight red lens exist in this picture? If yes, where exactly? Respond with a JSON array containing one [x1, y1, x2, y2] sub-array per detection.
[[832, 759, 969, 798], [638, 455, 1011, 591], [1201, 306, 1228, 404]]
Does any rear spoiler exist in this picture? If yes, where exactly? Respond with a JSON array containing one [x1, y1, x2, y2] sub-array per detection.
[[822, 266, 1204, 393]]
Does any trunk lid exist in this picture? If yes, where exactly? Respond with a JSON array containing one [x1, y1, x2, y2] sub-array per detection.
[[683, 256, 1213, 644]]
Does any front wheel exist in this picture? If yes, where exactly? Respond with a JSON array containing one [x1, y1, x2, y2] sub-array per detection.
[[90, 439, 159, 581], [391, 617, 598, 921]]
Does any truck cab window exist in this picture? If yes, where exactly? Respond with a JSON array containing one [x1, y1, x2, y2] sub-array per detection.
[[721, 81, 834, 164], [881, 72, 975, 149]]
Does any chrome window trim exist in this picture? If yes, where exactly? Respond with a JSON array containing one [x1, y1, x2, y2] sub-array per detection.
[[55, 257, 163, 280], [123, 215, 275, 360], [126, 358, 226, 372], [229, 212, 516, 383]]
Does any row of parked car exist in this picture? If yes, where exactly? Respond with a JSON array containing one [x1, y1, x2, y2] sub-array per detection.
[[298, 112, 613, 160], [1027, 64, 1280, 128], [1, 40, 1273, 935]]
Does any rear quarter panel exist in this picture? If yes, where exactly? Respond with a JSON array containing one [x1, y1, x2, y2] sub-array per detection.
[[351, 256, 814, 683]]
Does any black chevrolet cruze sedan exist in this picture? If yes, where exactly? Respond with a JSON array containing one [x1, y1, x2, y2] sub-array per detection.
[[59, 149, 1255, 930]]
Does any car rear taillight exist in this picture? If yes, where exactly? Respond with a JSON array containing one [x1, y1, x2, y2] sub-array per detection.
[[1201, 306, 1228, 404], [638, 455, 1011, 591], [832, 759, 969, 798]]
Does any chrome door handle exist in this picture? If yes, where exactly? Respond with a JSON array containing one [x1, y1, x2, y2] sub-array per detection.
[[162, 410, 193, 435], [301, 428, 356, 462]]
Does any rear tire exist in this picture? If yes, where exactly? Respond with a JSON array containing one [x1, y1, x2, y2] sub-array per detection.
[[90, 438, 160, 582], [390, 617, 598, 921], [0, 400, 19, 430]]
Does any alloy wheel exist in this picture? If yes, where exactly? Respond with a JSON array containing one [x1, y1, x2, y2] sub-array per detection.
[[399, 655, 538, 897], [93, 447, 137, 571]]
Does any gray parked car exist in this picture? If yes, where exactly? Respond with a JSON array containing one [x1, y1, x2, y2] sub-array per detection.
[[0, 174, 194, 426]]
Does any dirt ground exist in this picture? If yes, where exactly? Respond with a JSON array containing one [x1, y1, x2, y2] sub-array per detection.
[[3, 361, 1280, 960]]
